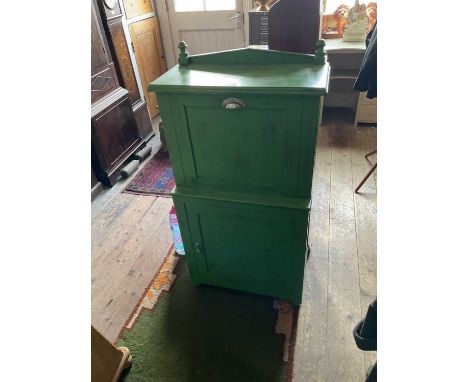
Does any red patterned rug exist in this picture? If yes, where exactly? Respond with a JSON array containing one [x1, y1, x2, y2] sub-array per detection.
[[123, 150, 175, 196]]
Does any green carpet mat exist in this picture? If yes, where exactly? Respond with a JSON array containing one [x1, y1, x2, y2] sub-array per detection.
[[118, 257, 287, 382]]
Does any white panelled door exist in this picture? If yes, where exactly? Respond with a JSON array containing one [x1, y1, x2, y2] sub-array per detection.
[[167, 0, 246, 56]]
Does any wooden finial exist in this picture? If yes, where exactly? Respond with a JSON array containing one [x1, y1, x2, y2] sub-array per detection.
[[178, 41, 189, 66], [314, 39, 326, 65]]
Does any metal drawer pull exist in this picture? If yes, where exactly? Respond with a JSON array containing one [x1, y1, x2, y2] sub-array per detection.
[[195, 242, 201, 254], [222, 98, 245, 110]]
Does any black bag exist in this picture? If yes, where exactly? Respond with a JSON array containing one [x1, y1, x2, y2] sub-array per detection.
[[353, 298, 377, 382]]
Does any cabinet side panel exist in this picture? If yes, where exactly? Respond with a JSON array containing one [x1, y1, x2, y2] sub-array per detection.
[[290, 209, 309, 305], [172, 195, 201, 284], [155, 92, 188, 185], [298, 96, 321, 197]]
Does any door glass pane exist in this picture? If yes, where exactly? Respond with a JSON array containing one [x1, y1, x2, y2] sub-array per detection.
[[205, 0, 236, 11], [174, 0, 204, 12]]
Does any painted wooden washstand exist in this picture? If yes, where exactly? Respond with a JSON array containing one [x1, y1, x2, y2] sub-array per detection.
[[148, 41, 330, 305]]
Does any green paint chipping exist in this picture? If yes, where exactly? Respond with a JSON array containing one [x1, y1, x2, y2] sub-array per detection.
[[118, 258, 286, 382]]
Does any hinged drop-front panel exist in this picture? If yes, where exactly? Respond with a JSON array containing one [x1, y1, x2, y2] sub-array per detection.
[[165, 92, 319, 199]]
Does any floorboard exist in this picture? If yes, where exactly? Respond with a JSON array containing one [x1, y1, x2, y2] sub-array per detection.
[[325, 125, 365, 381], [292, 118, 376, 381], [351, 127, 377, 371], [92, 197, 173, 341], [293, 123, 332, 382], [91, 127, 174, 343]]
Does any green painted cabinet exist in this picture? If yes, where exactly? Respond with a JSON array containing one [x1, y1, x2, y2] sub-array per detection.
[[149, 42, 329, 305]]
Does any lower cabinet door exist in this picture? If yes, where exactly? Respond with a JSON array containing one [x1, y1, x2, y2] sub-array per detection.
[[173, 195, 308, 305]]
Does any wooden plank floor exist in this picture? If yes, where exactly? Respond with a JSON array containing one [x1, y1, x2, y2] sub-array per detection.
[[91, 113, 377, 377], [91, 195, 173, 342], [91, 126, 174, 343], [292, 116, 377, 381]]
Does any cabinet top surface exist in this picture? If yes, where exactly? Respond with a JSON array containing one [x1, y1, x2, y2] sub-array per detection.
[[149, 48, 330, 95]]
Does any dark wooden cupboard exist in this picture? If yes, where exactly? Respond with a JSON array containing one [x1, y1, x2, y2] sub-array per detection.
[[99, 0, 154, 141], [91, 0, 144, 187]]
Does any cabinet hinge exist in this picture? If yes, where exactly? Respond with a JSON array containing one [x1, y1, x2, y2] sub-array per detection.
[[131, 41, 135, 52], [165, 0, 169, 12]]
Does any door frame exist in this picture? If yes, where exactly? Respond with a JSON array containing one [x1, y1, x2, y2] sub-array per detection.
[[153, 0, 177, 68], [116, 0, 149, 104], [242, 0, 253, 48], [153, 0, 254, 68]]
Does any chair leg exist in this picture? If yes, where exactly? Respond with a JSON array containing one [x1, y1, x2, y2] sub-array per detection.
[[365, 150, 377, 159], [355, 163, 377, 193]]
